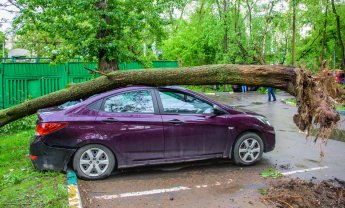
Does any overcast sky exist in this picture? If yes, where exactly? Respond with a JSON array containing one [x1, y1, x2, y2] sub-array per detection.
[[0, 0, 18, 32]]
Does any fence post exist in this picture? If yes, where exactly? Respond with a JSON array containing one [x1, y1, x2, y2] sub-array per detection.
[[0, 63, 4, 109], [64, 63, 69, 87]]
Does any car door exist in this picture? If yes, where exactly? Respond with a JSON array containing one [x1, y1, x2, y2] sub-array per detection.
[[156, 89, 231, 159], [94, 89, 164, 164]]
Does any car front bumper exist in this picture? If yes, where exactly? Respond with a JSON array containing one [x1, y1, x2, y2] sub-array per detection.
[[263, 128, 275, 152], [30, 136, 76, 172]]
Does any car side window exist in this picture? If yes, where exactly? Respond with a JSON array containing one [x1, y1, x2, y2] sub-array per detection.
[[159, 90, 214, 114], [102, 90, 154, 113]]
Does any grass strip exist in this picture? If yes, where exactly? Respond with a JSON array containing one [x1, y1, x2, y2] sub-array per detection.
[[0, 129, 68, 208]]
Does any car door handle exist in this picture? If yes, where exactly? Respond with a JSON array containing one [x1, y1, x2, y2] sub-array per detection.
[[101, 118, 120, 123], [167, 119, 184, 125]]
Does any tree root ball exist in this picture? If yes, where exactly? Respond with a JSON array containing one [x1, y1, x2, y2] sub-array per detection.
[[293, 66, 344, 151]]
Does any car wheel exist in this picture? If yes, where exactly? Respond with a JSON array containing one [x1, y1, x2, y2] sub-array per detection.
[[233, 133, 264, 165], [73, 144, 115, 180]]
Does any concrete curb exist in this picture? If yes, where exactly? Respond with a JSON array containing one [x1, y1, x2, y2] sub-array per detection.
[[67, 170, 83, 208]]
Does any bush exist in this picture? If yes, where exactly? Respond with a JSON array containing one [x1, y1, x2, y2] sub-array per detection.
[[0, 115, 36, 135], [257, 87, 268, 94], [183, 85, 233, 93]]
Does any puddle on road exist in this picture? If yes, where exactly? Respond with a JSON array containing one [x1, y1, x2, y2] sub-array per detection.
[[251, 102, 264, 105], [276, 129, 299, 133], [210, 184, 243, 196], [279, 163, 292, 170], [295, 164, 307, 169], [304, 159, 321, 164]]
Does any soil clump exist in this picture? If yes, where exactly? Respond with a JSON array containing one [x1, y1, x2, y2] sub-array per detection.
[[263, 178, 345, 208]]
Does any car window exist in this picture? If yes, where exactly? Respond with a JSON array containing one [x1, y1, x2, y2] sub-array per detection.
[[58, 94, 99, 110], [159, 91, 213, 114], [102, 90, 154, 113], [58, 100, 83, 109]]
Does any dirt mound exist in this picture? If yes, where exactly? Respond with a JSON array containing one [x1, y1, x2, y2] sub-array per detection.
[[262, 178, 345, 208]]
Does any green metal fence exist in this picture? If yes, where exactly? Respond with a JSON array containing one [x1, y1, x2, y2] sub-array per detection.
[[0, 61, 178, 109]]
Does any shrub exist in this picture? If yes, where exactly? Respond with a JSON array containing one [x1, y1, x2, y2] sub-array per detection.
[[0, 115, 36, 135]]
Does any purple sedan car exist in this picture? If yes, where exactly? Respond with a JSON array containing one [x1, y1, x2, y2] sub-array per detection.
[[30, 86, 275, 180]]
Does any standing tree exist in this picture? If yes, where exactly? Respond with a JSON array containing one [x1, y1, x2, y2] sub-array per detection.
[[12, 0, 168, 72], [320, 0, 329, 68], [331, 0, 345, 70], [291, 0, 297, 66]]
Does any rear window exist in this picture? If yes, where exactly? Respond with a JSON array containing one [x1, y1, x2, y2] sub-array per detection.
[[58, 100, 83, 109], [58, 94, 99, 109]]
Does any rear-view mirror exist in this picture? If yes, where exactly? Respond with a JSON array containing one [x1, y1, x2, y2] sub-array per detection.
[[213, 105, 225, 116]]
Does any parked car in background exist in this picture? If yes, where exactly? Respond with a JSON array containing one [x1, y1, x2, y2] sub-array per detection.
[[232, 85, 258, 92], [335, 69, 345, 84], [30, 86, 275, 180]]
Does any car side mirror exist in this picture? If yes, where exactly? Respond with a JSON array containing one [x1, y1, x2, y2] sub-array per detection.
[[213, 105, 225, 116]]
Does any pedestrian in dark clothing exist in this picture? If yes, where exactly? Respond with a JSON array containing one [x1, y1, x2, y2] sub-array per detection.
[[268, 87, 276, 102]]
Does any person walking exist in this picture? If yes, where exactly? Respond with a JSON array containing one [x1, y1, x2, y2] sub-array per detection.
[[268, 87, 276, 102]]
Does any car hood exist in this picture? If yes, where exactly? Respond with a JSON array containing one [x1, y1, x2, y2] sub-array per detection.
[[227, 105, 265, 117]]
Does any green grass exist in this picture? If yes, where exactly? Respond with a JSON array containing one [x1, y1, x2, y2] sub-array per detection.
[[284, 98, 345, 110], [0, 129, 68, 208], [182, 85, 233, 93], [0, 115, 36, 135], [256, 87, 268, 94], [260, 167, 282, 179], [285, 98, 297, 106]]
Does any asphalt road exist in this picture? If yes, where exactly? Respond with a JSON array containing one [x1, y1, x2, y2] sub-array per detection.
[[79, 91, 345, 208]]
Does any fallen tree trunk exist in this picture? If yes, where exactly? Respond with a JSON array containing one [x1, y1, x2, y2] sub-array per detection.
[[0, 64, 343, 145], [0, 64, 297, 127]]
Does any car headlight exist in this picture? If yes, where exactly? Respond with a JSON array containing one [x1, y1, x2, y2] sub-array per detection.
[[256, 116, 272, 126]]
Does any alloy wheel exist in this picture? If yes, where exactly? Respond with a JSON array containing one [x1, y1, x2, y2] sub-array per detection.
[[238, 138, 261, 163], [79, 148, 109, 177]]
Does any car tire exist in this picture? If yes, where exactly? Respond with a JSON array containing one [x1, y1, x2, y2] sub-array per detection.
[[73, 144, 115, 180], [233, 133, 264, 166]]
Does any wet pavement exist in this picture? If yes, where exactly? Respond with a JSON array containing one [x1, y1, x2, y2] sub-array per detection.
[[79, 91, 345, 208]]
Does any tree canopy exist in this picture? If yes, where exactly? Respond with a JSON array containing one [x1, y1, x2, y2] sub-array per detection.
[[1, 0, 345, 71], [161, 0, 345, 70], [9, 0, 170, 71], [0, 32, 6, 59]]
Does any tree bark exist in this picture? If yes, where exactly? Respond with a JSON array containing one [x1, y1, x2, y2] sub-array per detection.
[[0, 64, 297, 127], [292, 0, 297, 66], [223, 0, 228, 53], [320, 0, 328, 68], [98, 54, 119, 73], [257, 0, 275, 64], [331, 0, 345, 69], [245, 0, 252, 37], [96, 0, 119, 73]]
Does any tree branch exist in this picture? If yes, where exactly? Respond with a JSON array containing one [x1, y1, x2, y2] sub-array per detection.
[[83, 66, 109, 77]]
